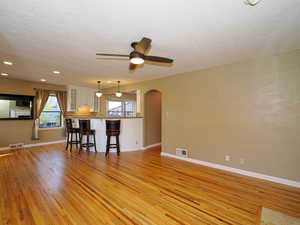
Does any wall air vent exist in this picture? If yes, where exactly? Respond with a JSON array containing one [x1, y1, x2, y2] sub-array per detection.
[[176, 148, 188, 158], [9, 143, 24, 149]]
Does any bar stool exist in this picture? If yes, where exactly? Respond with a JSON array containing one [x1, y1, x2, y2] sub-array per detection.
[[79, 120, 97, 152], [65, 119, 80, 152], [105, 120, 121, 156]]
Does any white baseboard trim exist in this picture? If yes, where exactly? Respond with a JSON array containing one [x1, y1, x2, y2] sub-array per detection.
[[121, 148, 143, 152], [142, 142, 161, 150], [0, 140, 66, 151], [83, 148, 146, 153], [160, 152, 300, 189], [0, 142, 145, 153], [0, 147, 10, 151], [102, 144, 160, 153], [25, 140, 66, 148]]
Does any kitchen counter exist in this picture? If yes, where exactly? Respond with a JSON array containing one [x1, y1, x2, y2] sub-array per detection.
[[69, 117, 144, 153], [66, 116, 143, 119]]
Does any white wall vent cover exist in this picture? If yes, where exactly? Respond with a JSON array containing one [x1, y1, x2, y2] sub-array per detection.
[[9, 143, 24, 149], [176, 148, 188, 158]]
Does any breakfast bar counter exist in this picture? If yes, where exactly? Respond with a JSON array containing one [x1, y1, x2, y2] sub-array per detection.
[[68, 117, 144, 152]]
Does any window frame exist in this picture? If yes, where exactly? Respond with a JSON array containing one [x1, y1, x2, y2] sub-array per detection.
[[39, 95, 63, 129], [106, 99, 136, 117]]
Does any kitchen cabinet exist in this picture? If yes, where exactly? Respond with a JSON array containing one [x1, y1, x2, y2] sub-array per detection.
[[67, 85, 99, 112]]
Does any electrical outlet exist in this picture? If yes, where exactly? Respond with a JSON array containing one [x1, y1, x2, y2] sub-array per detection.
[[240, 158, 245, 165], [225, 155, 231, 161]]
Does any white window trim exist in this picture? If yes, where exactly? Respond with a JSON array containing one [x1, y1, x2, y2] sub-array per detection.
[[39, 127, 64, 131], [39, 94, 64, 129], [106, 99, 136, 117], [106, 99, 123, 117]]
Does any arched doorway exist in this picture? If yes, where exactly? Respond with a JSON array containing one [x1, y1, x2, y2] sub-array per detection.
[[144, 90, 162, 149]]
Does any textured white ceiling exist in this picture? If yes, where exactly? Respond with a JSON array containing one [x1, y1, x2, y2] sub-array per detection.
[[0, 0, 300, 88]]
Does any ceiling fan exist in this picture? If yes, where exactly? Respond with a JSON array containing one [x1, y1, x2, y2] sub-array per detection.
[[96, 37, 174, 71]]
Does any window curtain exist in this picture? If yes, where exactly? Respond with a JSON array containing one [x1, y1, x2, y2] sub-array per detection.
[[32, 89, 50, 140], [55, 90, 68, 137], [55, 90, 67, 116]]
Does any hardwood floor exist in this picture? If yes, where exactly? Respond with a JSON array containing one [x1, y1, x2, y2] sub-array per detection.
[[0, 144, 300, 225]]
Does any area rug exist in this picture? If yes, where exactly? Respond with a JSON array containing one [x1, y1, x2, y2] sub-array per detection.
[[261, 208, 300, 225]]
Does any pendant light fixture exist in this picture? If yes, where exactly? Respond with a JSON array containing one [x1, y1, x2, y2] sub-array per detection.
[[96, 81, 103, 97], [115, 81, 122, 97]]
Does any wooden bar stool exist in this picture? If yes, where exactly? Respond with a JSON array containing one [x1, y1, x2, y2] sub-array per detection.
[[105, 120, 121, 156], [65, 119, 80, 152], [79, 120, 97, 152]]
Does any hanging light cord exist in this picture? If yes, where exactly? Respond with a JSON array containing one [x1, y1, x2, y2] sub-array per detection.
[[98, 81, 101, 91]]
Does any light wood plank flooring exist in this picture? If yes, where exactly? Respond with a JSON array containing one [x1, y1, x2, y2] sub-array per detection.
[[0, 144, 299, 225]]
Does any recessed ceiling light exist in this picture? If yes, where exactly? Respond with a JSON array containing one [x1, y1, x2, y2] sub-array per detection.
[[40, 78, 47, 82], [1, 72, 8, 76], [53, 70, 60, 74], [3, 61, 13, 66]]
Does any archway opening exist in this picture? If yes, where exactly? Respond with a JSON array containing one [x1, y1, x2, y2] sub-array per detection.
[[144, 90, 162, 150]]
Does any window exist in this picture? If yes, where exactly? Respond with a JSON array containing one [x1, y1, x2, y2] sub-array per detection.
[[107, 100, 136, 117], [39, 95, 62, 128], [124, 101, 136, 117]]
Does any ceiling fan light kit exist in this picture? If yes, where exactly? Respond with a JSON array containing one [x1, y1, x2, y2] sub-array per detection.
[[96, 37, 174, 71], [244, 0, 262, 6], [130, 51, 144, 65]]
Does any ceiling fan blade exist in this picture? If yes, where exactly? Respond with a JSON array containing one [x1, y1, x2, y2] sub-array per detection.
[[144, 55, 173, 64], [135, 37, 152, 54], [96, 53, 129, 57], [129, 63, 137, 71], [96, 58, 128, 61]]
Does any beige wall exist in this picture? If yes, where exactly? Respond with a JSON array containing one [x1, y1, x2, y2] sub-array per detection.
[[115, 50, 300, 182], [0, 78, 66, 148], [144, 90, 161, 147]]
